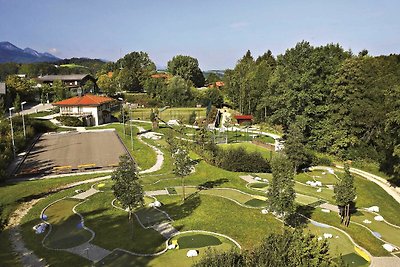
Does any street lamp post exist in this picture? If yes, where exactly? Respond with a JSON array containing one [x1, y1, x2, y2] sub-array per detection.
[[21, 101, 26, 138], [130, 109, 133, 150], [118, 98, 125, 135], [9, 107, 16, 158]]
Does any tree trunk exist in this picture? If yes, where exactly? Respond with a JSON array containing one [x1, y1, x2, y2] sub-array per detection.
[[129, 210, 135, 239], [182, 176, 185, 202]]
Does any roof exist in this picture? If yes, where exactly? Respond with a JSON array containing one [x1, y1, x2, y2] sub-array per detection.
[[151, 73, 170, 79], [208, 81, 225, 88], [38, 74, 92, 82], [53, 94, 114, 107], [234, 115, 253, 120]]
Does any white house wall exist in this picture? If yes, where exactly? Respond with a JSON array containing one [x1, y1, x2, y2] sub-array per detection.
[[82, 107, 99, 125]]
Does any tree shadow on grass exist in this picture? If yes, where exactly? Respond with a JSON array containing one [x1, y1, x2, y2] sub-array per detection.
[[160, 192, 201, 221], [288, 205, 315, 228], [197, 178, 229, 190], [387, 177, 400, 187], [21, 208, 159, 266]]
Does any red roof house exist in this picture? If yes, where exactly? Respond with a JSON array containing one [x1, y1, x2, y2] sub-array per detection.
[[234, 115, 253, 125], [53, 94, 115, 126]]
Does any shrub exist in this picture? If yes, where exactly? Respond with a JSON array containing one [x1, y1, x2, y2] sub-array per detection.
[[217, 147, 270, 173], [58, 115, 84, 127], [311, 153, 333, 166]]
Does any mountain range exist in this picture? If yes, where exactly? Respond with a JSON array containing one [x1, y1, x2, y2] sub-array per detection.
[[0, 41, 60, 63]]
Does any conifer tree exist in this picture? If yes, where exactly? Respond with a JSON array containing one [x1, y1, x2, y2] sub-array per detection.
[[267, 154, 296, 222], [334, 163, 356, 226]]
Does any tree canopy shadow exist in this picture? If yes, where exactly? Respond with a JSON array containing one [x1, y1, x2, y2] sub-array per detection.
[[159, 192, 201, 221], [197, 178, 229, 190], [288, 205, 315, 228]]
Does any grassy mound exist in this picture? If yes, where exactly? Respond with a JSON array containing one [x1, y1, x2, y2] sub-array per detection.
[[43, 198, 92, 249], [244, 199, 266, 207], [177, 234, 222, 249]]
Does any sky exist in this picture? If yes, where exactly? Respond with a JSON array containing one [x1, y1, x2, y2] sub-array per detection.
[[0, 0, 399, 70]]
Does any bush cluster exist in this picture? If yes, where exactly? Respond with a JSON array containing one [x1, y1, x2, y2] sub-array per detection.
[[193, 142, 270, 173], [58, 115, 84, 127]]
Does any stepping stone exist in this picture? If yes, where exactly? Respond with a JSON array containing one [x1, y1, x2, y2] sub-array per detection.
[[65, 243, 111, 262]]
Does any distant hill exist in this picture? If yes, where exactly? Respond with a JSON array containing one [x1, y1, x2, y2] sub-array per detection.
[[204, 70, 225, 77], [0, 41, 60, 63]]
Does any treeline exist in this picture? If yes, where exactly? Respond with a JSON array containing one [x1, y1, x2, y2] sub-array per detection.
[[0, 58, 106, 81], [97, 53, 223, 107], [194, 229, 343, 267], [223, 41, 400, 179], [0, 115, 54, 181]]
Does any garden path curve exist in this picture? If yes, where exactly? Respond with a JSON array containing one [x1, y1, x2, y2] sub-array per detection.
[[136, 126, 165, 174], [311, 166, 400, 205]]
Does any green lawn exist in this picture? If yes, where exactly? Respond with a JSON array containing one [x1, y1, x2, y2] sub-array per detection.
[[350, 174, 400, 226], [294, 182, 334, 202], [60, 64, 87, 69], [295, 170, 338, 185], [219, 142, 275, 160], [351, 210, 400, 247], [0, 173, 107, 266], [96, 232, 236, 267], [131, 108, 206, 123], [296, 194, 320, 205], [20, 185, 93, 267], [6, 118, 400, 267], [77, 191, 166, 254], [43, 198, 92, 249], [157, 194, 281, 250], [306, 223, 369, 267], [0, 173, 108, 226], [310, 209, 389, 257]]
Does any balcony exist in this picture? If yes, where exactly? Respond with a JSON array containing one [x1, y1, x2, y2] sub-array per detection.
[[60, 111, 93, 117]]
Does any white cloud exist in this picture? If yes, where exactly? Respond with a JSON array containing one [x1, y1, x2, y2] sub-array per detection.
[[48, 48, 59, 55]]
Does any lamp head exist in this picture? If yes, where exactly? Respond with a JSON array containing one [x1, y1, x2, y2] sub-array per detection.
[[21, 101, 27, 105], [9, 107, 15, 111]]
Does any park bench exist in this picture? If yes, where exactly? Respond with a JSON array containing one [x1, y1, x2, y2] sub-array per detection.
[[77, 163, 96, 171], [53, 165, 72, 174]]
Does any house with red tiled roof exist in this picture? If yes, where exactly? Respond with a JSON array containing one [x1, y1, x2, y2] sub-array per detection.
[[234, 115, 253, 125], [53, 94, 115, 126], [208, 81, 225, 89]]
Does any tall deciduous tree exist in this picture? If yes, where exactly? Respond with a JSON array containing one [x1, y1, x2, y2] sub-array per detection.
[[0, 96, 5, 117], [13, 93, 21, 112], [97, 73, 116, 96], [112, 154, 144, 237], [163, 76, 193, 107], [171, 143, 193, 202], [267, 154, 296, 222], [284, 123, 310, 173], [167, 55, 205, 87], [115, 51, 156, 92], [53, 79, 67, 101], [334, 164, 356, 226]]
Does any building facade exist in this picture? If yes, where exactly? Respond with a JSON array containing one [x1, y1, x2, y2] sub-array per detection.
[[53, 94, 114, 126]]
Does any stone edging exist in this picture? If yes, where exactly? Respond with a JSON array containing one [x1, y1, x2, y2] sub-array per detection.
[[40, 197, 95, 251], [168, 230, 242, 250], [360, 208, 400, 229], [298, 213, 374, 265]]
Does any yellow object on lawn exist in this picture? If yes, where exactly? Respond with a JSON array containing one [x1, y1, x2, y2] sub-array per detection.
[[172, 239, 179, 249], [98, 183, 106, 188], [355, 246, 370, 262]]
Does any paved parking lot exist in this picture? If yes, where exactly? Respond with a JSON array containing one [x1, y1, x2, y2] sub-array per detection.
[[18, 130, 127, 175]]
